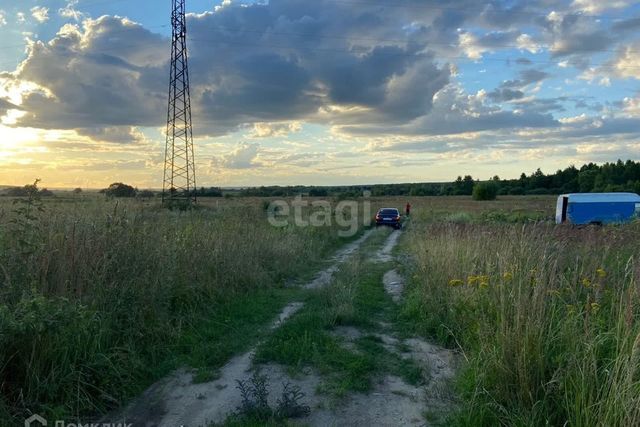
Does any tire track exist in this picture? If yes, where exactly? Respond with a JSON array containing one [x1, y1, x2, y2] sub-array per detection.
[[101, 228, 377, 427]]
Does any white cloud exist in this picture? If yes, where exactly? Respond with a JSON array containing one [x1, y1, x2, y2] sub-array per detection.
[[30, 6, 49, 23], [250, 122, 302, 138], [459, 32, 483, 60], [16, 12, 26, 24], [612, 43, 640, 80], [58, 1, 84, 21], [571, 0, 633, 13], [214, 0, 233, 12], [214, 143, 262, 169], [0, 10, 7, 27], [622, 96, 640, 117], [516, 34, 540, 54]]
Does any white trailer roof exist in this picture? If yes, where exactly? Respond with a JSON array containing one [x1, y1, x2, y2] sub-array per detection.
[[560, 192, 640, 203]]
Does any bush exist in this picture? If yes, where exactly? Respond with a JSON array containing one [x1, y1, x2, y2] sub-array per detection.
[[104, 182, 136, 198], [472, 182, 498, 201]]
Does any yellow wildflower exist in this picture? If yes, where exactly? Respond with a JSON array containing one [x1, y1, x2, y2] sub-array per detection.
[[467, 275, 479, 285], [590, 302, 600, 314], [596, 268, 606, 278], [547, 290, 561, 297], [581, 277, 591, 288], [479, 281, 489, 289], [503, 272, 513, 281], [448, 279, 464, 287]]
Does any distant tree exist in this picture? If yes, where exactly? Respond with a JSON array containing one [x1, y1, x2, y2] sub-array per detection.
[[578, 169, 598, 192], [6, 180, 53, 197], [137, 189, 155, 198], [6, 187, 28, 197], [73, 187, 82, 194], [104, 182, 137, 198], [473, 182, 498, 201], [309, 187, 328, 197], [197, 187, 223, 197], [452, 175, 475, 195]]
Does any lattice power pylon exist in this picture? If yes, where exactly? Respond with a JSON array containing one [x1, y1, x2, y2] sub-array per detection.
[[163, 0, 196, 205]]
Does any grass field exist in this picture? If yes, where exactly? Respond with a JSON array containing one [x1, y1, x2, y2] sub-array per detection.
[[0, 193, 366, 422], [398, 199, 640, 426], [1, 192, 638, 425]]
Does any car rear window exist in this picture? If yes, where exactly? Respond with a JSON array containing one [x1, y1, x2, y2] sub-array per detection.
[[379, 209, 399, 215]]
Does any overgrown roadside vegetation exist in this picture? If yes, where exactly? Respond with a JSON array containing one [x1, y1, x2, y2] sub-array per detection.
[[0, 192, 367, 423], [400, 213, 640, 425]]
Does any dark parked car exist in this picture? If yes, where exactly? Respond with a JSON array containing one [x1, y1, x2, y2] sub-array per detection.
[[375, 208, 402, 229]]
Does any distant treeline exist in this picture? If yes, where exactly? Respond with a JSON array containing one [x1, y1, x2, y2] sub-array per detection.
[[237, 160, 640, 197], [2, 160, 639, 199]]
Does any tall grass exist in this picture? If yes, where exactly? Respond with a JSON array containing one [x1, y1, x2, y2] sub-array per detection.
[[0, 196, 358, 421], [402, 222, 640, 426]]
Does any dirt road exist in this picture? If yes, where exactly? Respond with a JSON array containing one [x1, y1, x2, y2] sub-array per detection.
[[103, 228, 458, 426]]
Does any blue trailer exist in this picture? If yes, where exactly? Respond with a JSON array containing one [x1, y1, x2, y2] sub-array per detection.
[[555, 193, 640, 225]]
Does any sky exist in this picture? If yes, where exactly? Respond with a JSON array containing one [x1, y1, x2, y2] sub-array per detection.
[[0, 0, 639, 189]]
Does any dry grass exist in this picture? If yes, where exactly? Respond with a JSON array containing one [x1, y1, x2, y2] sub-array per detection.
[[402, 216, 640, 426], [0, 195, 363, 421]]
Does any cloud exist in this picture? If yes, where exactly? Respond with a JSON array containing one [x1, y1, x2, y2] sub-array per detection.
[[76, 126, 147, 144], [1, 0, 639, 162], [58, 0, 84, 21], [0, 10, 6, 27], [622, 95, 640, 117], [30, 6, 49, 23], [611, 43, 640, 80], [459, 30, 522, 59], [335, 84, 558, 137], [571, 0, 634, 13], [488, 88, 525, 102], [540, 12, 614, 58], [487, 69, 550, 102], [516, 34, 541, 53], [214, 143, 262, 169], [612, 17, 640, 33], [250, 122, 302, 138], [0, 98, 18, 116], [6, 2, 454, 139], [5, 16, 167, 135], [576, 42, 640, 83]]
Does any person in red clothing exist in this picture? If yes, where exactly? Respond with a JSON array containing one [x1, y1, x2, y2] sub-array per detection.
[[405, 202, 411, 217]]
